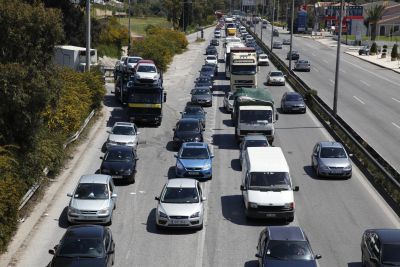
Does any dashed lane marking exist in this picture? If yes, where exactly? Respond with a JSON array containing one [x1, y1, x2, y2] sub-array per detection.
[[353, 95, 365, 104]]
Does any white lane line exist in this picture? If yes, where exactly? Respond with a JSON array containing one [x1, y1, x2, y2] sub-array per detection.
[[360, 80, 371, 87], [323, 59, 329, 64], [392, 122, 400, 129], [353, 95, 365, 104], [340, 69, 345, 74], [313, 68, 319, 72], [329, 79, 334, 84], [392, 97, 400, 103], [312, 53, 316, 57]]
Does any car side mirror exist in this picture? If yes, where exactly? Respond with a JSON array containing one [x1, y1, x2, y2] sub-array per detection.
[[275, 114, 279, 120], [100, 156, 103, 160], [67, 193, 73, 197], [240, 185, 246, 191], [313, 152, 317, 157], [107, 130, 111, 134], [107, 249, 115, 254], [49, 249, 55, 255], [370, 257, 378, 263], [111, 193, 118, 198], [293, 186, 299, 191], [174, 154, 178, 158], [173, 128, 176, 131], [201, 196, 207, 201], [155, 196, 160, 201], [210, 155, 214, 158], [255, 253, 262, 258], [180, 112, 183, 114], [315, 254, 322, 259], [137, 132, 141, 135]]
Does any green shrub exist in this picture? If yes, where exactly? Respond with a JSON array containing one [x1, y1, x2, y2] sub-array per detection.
[[97, 43, 121, 58], [391, 44, 398, 59], [370, 42, 377, 54]]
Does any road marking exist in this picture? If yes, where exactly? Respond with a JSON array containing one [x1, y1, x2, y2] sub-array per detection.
[[312, 53, 316, 57], [340, 69, 345, 74], [392, 97, 400, 103], [313, 68, 319, 72], [138, 190, 146, 194], [130, 192, 136, 195], [392, 122, 400, 129], [323, 59, 329, 64], [353, 95, 365, 104], [360, 80, 371, 87], [329, 79, 334, 84]]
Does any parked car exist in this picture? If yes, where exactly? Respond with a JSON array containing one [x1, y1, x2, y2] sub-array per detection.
[[174, 142, 214, 179], [283, 39, 291, 45], [223, 92, 234, 113], [48, 225, 115, 267], [361, 228, 400, 267], [239, 135, 270, 166], [210, 38, 219, 46], [181, 105, 206, 127], [155, 178, 206, 229], [255, 226, 321, 267], [281, 92, 306, 113], [67, 174, 117, 225], [191, 87, 213, 107], [173, 118, 204, 149], [294, 59, 311, 72], [359, 45, 370, 55], [311, 141, 353, 178], [266, 70, 286, 86], [258, 54, 270, 66], [286, 50, 300, 60], [272, 41, 283, 49], [106, 122, 139, 150], [195, 76, 213, 90], [100, 146, 138, 184]]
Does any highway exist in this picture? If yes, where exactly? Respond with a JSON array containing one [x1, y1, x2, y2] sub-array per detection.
[[252, 24, 400, 173], [7, 27, 400, 267]]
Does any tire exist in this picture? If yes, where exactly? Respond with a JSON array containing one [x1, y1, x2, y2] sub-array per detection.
[[128, 174, 135, 184], [106, 218, 112, 226], [361, 251, 366, 267], [316, 167, 321, 177]]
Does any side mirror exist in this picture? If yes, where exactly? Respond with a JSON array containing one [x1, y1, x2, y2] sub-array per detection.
[[67, 193, 73, 197], [137, 132, 141, 135], [155, 196, 160, 201], [293, 186, 299, 191], [240, 185, 246, 191], [107, 130, 111, 134], [49, 249, 55, 255], [210, 154, 214, 158], [201, 196, 207, 201], [315, 254, 322, 259], [174, 154, 178, 158], [111, 193, 118, 198], [107, 249, 115, 254], [370, 257, 378, 263], [100, 156, 104, 160], [313, 152, 317, 157], [173, 128, 176, 131], [275, 114, 279, 120], [180, 112, 183, 114], [255, 253, 262, 258]]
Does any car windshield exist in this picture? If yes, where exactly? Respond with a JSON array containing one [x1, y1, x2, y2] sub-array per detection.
[[320, 147, 347, 158], [177, 121, 199, 132], [249, 172, 290, 189], [286, 94, 303, 101], [207, 56, 216, 60], [260, 55, 268, 59], [137, 65, 156, 73], [266, 240, 313, 261], [180, 148, 209, 159], [240, 110, 272, 124], [112, 126, 135, 135], [74, 183, 109, 200], [231, 65, 257, 75], [270, 72, 283, 77], [244, 140, 269, 149], [184, 107, 204, 115], [382, 244, 400, 264], [201, 67, 214, 72], [58, 237, 104, 258], [162, 187, 199, 203], [104, 150, 133, 162], [298, 60, 309, 64], [193, 89, 211, 95], [128, 57, 141, 63]]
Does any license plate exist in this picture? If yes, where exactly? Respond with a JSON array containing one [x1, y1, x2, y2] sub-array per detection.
[[171, 219, 187, 225], [112, 175, 123, 179], [330, 170, 342, 174], [266, 214, 277, 218], [188, 172, 199, 175], [292, 108, 299, 110]]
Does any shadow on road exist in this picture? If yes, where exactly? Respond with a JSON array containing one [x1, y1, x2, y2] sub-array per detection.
[[58, 206, 69, 229], [348, 262, 362, 267], [107, 107, 128, 128], [244, 260, 259, 267], [212, 133, 238, 150], [167, 166, 177, 179], [103, 94, 120, 108], [222, 119, 233, 127], [166, 141, 177, 152]]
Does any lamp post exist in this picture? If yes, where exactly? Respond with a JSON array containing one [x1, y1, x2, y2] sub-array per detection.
[[288, 0, 294, 69], [85, 0, 90, 71], [333, 0, 344, 118], [271, 0, 275, 50], [127, 0, 131, 54]]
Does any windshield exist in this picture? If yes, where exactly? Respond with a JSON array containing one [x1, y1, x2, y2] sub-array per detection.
[[161, 187, 199, 203], [382, 244, 400, 264], [231, 65, 257, 75], [320, 147, 347, 158], [270, 72, 283, 77], [180, 148, 209, 159], [74, 183, 109, 200], [137, 65, 156, 73], [260, 55, 268, 59], [201, 67, 214, 72], [244, 140, 269, 149], [177, 121, 199, 132], [249, 172, 290, 189], [266, 240, 313, 261], [130, 93, 161, 104], [58, 237, 104, 258], [184, 107, 204, 115], [193, 89, 211, 95], [112, 126, 135, 135], [239, 110, 272, 124], [207, 56, 216, 60], [128, 57, 141, 63], [104, 150, 133, 162], [286, 94, 303, 101]]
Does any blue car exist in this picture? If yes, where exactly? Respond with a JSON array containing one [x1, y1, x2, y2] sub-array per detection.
[[174, 142, 214, 180]]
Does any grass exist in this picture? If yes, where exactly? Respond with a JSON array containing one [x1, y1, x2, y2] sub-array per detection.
[[344, 34, 400, 42], [117, 17, 172, 36]]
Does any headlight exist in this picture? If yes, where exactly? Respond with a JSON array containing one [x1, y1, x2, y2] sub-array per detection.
[[102, 169, 110, 174], [159, 211, 168, 218], [343, 164, 352, 171], [190, 212, 200, 218], [98, 208, 109, 215], [176, 161, 184, 170], [319, 164, 329, 171], [249, 202, 258, 208], [69, 207, 80, 214], [284, 202, 294, 210], [203, 162, 211, 169]]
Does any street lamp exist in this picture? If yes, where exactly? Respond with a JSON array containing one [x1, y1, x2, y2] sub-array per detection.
[[85, 0, 90, 71], [128, 0, 131, 54], [271, 0, 275, 50], [288, 0, 294, 69], [333, 0, 344, 118]]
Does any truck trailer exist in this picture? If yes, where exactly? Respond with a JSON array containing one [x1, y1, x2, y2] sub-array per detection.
[[230, 47, 258, 92], [53, 45, 98, 72]]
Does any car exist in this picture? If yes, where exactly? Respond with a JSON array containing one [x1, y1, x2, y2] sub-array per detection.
[[210, 38, 219, 46], [359, 45, 370, 55], [294, 59, 311, 72], [200, 64, 217, 79], [195, 76, 213, 90], [281, 92, 306, 113], [258, 54, 270, 66], [273, 29, 279, 37], [174, 142, 213, 179], [255, 226, 321, 267], [155, 178, 206, 229], [67, 174, 117, 225], [173, 118, 204, 149], [132, 59, 162, 86], [239, 135, 270, 166], [286, 50, 300, 60], [214, 30, 221, 38], [181, 105, 206, 127], [48, 225, 115, 267], [205, 55, 218, 66], [241, 33, 249, 40], [100, 145, 138, 183], [361, 228, 400, 267], [267, 70, 286, 86], [245, 35, 254, 43], [223, 92, 235, 113], [191, 87, 213, 107], [272, 41, 282, 49], [106, 122, 139, 150], [124, 56, 143, 72], [206, 46, 218, 56], [283, 39, 291, 45], [311, 141, 353, 178], [262, 21, 267, 28]]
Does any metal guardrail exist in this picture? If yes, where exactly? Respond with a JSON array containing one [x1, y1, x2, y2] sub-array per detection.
[[18, 110, 96, 211], [246, 25, 400, 213]]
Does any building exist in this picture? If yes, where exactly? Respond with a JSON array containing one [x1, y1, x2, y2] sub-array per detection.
[[362, 2, 400, 37]]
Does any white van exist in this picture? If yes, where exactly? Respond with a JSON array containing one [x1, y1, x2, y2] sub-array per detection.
[[240, 147, 299, 221]]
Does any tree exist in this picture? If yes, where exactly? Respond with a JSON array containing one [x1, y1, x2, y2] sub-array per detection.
[[365, 4, 386, 41]]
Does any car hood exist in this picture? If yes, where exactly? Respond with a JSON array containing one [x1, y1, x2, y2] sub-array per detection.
[[319, 158, 350, 167], [51, 257, 106, 267], [159, 202, 202, 217], [175, 131, 200, 139], [192, 95, 212, 101], [179, 158, 211, 168], [270, 76, 284, 81], [284, 101, 305, 106], [136, 72, 159, 80], [108, 134, 137, 144], [206, 60, 217, 65], [248, 190, 294, 205], [101, 161, 133, 171], [263, 259, 317, 267], [70, 198, 110, 211]]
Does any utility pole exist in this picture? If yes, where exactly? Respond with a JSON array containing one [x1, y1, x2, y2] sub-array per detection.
[[333, 0, 344, 118], [128, 0, 131, 54], [271, 0, 275, 50], [85, 0, 90, 71], [289, 0, 294, 69]]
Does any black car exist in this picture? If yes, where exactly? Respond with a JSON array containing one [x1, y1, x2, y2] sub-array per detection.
[[359, 45, 370, 55], [195, 76, 213, 90], [281, 92, 306, 113], [210, 38, 219, 46], [181, 105, 206, 127], [206, 46, 218, 56], [49, 225, 115, 267], [190, 87, 213, 107], [287, 50, 300, 60], [256, 226, 321, 267], [273, 29, 279, 37], [361, 228, 400, 267], [200, 64, 216, 79], [100, 145, 137, 184], [173, 118, 204, 149]]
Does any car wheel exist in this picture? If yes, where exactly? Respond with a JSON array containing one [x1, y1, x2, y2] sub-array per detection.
[[361, 251, 366, 267], [128, 174, 135, 184], [316, 166, 321, 177], [106, 218, 112, 226]]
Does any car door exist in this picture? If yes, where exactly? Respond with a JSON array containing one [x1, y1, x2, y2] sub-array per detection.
[[109, 180, 116, 210], [257, 229, 267, 266], [365, 233, 381, 267], [281, 93, 287, 108], [242, 171, 250, 208]]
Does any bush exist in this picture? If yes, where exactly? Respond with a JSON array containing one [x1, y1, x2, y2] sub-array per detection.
[[391, 44, 398, 59], [370, 42, 377, 54]]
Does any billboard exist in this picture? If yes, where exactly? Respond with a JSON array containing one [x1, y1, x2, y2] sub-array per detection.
[[297, 10, 307, 32]]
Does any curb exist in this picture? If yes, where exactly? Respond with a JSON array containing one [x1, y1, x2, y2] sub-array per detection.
[[344, 51, 400, 74]]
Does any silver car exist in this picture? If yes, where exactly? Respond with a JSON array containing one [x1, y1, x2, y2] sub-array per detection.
[[223, 92, 234, 113], [239, 135, 270, 166], [311, 141, 353, 178], [106, 122, 139, 150], [67, 174, 117, 225], [294, 59, 311, 72], [272, 41, 282, 49], [155, 178, 205, 230], [267, 70, 286, 86]]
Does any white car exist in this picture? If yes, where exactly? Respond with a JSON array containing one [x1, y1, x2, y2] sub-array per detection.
[[258, 54, 269, 66], [133, 60, 161, 85], [214, 30, 221, 38], [205, 55, 217, 65], [106, 122, 139, 150], [155, 178, 205, 230], [124, 56, 142, 72], [267, 70, 286, 86]]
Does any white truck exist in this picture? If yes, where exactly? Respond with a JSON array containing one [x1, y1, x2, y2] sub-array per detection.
[[225, 42, 245, 78], [230, 47, 258, 91], [53, 45, 98, 72]]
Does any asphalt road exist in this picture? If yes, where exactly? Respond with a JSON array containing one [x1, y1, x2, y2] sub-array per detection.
[[9, 27, 400, 267], [252, 24, 400, 172]]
